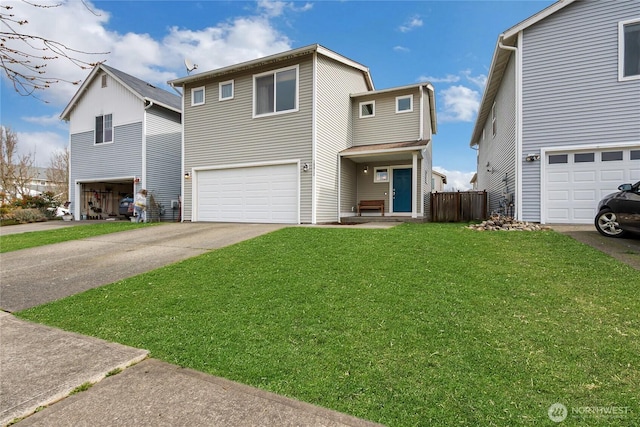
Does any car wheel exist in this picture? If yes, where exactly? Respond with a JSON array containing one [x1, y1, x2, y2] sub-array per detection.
[[595, 209, 626, 238]]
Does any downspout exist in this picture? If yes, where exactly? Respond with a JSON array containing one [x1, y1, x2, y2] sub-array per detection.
[[141, 100, 154, 191], [498, 33, 522, 220]]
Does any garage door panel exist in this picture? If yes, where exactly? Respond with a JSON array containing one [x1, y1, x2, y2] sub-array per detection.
[[545, 147, 638, 224], [197, 164, 298, 224]]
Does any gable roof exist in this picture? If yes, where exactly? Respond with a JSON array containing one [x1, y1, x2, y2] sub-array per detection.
[[60, 64, 182, 120], [168, 44, 374, 91], [469, 0, 577, 147]]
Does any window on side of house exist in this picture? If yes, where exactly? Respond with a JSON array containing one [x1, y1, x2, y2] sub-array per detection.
[[254, 66, 298, 117], [374, 167, 389, 183], [359, 101, 375, 118], [95, 114, 113, 144], [219, 80, 234, 101], [396, 95, 413, 113], [191, 87, 205, 106], [619, 19, 640, 80], [491, 103, 497, 137]]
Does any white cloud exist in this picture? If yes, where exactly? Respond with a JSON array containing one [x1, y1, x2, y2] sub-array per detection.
[[17, 131, 68, 167], [433, 167, 475, 191], [22, 114, 67, 129], [418, 74, 460, 84], [393, 46, 410, 53], [461, 69, 487, 88], [399, 15, 423, 33], [1, 0, 295, 105], [438, 85, 480, 123]]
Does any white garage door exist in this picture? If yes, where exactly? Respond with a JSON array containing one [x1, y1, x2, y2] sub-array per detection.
[[196, 163, 298, 224], [544, 147, 640, 223]]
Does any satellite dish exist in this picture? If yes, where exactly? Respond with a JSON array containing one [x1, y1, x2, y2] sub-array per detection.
[[184, 58, 198, 74]]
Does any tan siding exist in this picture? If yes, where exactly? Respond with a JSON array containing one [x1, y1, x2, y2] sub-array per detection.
[[355, 161, 423, 215], [352, 89, 421, 146], [340, 158, 357, 214], [182, 57, 314, 222], [315, 55, 370, 222]]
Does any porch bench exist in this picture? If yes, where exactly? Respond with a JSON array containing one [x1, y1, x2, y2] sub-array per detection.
[[357, 199, 385, 216]]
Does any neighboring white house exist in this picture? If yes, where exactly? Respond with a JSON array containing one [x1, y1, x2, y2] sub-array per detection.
[[61, 64, 182, 221], [470, 0, 640, 223], [432, 170, 447, 192], [169, 44, 437, 224]]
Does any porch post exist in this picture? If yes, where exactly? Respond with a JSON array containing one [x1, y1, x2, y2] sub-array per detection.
[[412, 152, 418, 218]]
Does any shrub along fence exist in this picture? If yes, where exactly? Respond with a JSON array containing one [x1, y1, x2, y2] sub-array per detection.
[[430, 191, 487, 222]]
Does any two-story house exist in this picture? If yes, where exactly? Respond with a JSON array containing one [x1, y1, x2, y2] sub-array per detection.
[[61, 64, 182, 221], [169, 44, 436, 224], [470, 0, 640, 224]]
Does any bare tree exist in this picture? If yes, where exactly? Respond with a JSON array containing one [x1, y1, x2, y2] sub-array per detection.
[[0, 125, 36, 202], [45, 146, 69, 201], [0, 1, 108, 100]]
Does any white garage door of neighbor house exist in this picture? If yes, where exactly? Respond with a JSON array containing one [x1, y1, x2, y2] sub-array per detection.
[[544, 147, 640, 224], [196, 164, 298, 224]]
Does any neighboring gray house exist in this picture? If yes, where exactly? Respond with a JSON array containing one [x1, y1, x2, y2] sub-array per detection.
[[61, 64, 182, 221], [169, 44, 437, 224], [470, 0, 640, 224]]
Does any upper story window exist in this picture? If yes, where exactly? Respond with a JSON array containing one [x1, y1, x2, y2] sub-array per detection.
[[191, 87, 205, 106], [619, 18, 640, 81], [396, 95, 413, 113], [254, 65, 298, 117], [95, 114, 113, 144], [219, 80, 234, 101], [359, 100, 375, 118]]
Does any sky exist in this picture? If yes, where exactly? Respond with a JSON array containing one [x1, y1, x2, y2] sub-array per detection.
[[1, 0, 556, 190]]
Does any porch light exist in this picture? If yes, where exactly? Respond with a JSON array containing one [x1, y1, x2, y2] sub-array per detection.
[[184, 172, 191, 179], [364, 165, 369, 174]]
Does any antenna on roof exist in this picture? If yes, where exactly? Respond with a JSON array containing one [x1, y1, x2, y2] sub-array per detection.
[[184, 58, 198, 75]]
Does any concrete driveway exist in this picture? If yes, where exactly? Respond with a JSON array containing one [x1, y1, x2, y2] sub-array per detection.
[[0, 222, 284, 312], [551, 224, 640, 270]]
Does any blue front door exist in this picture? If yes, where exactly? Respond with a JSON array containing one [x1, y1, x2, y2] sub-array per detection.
[[393, 168, 412, 213]]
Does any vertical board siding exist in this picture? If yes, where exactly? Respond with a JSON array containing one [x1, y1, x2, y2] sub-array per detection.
[[315, 55, 370, 222], [352, 89, 421, 146], [182, 57, 314, 222], [69, 71, 143, 135], [477, 55, 517, 216], [145, 107, 182, 221], [521, 0, 640, 221]]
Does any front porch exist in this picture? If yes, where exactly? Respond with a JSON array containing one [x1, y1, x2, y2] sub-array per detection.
[[338, 141, 430, 222]]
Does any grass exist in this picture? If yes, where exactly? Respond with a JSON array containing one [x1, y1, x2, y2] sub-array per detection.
[[0, 222, 158, 253], [17, 224, 640, 426]]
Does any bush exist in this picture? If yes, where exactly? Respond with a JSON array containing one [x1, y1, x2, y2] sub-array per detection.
[[12, 192, 60, 219], [11, 208, 47, 224]]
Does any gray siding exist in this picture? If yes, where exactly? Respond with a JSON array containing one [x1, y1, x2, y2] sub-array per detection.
[[521, 0, 640, 221], [145, 106, 182, 221], [315, 55, 369, 222], [352, 89, 421, 146], [477, 55, 517, 216], [182, 57, 314, 222]]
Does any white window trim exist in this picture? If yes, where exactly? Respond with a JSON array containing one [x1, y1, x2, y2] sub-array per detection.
[[373, 166, 389, 183], [359, 100, 375, 118], [618, 18, 640, 81], [95, 113, 113, 145], [219, 80, 234, 101], [252, 65, 299, 118], [191, 86, 205, 106], [395, 95, 413, 113]]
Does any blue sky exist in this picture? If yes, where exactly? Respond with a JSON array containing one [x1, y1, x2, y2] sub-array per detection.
[[1, 0, 555, 189]]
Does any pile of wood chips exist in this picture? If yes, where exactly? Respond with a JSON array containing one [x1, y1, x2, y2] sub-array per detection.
[[466, 215, 552, 231]]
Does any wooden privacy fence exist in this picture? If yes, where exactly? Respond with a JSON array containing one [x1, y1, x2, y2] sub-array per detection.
[[430, 191, 487, 222]]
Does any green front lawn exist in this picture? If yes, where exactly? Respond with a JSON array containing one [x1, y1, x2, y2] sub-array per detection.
[[17, 224, 639, 426], [0, 222, 158, 253]]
